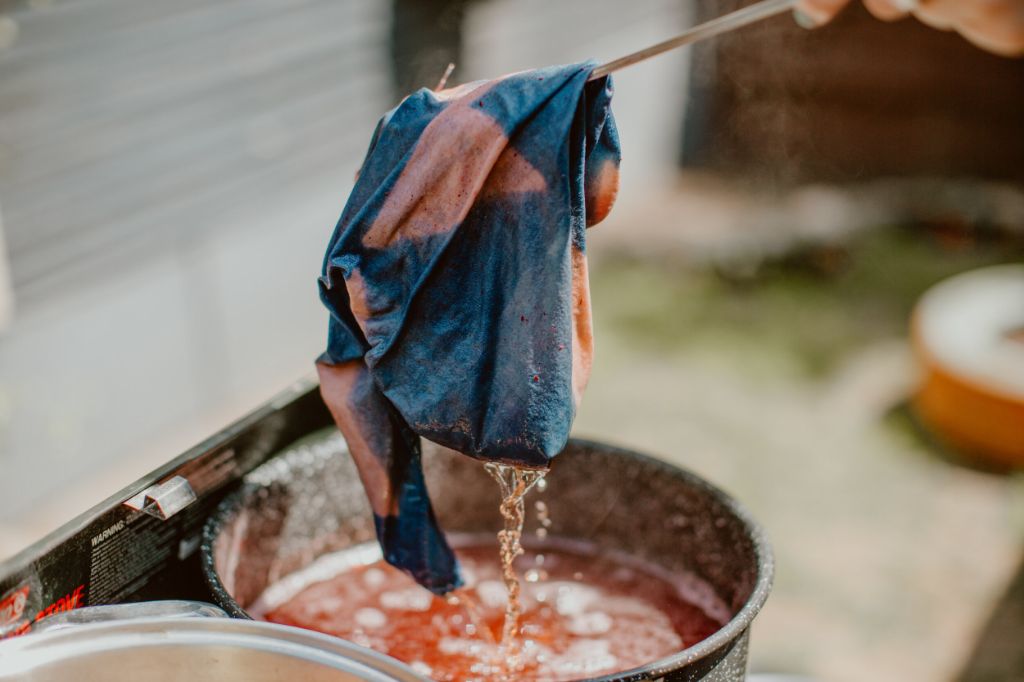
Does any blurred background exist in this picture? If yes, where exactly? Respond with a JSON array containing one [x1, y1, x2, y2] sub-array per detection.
[[0, 0, 1022, 679]]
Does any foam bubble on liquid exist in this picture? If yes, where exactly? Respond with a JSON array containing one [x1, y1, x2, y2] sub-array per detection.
[[546, 639, 618, 677], [258, 538, 727, 682], [410, 661, 433, 677], [379, 587, 435, 612], [598, 597, 683, 662], [524, 568, 546, 583], [566, 611, 613, 636], [457, 562, 477, 586], [309, 595, 346, 615], [600, 594, 667, 619], [600, 547, 732, 627], [438, 637, 486, 656], [363, 567, 387, 589], [475, 580, 509, 610], [668, 571, 732, 625], [355, 607, 388, 629], [248, 542, 382, 616], [549, 581, 601, 617], [348, 630, 385, 652]]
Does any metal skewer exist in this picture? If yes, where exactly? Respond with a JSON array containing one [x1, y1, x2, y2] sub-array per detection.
[[435, 62, 456, 91], [588, 0, 798, 81]]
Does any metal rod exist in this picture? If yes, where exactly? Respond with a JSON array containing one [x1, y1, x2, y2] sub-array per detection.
[[435, 62, 456, 91], [588, 0, 798, 81]]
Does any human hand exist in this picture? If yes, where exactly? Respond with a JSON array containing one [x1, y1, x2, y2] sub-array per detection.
[[794, 0, 1024, 56]]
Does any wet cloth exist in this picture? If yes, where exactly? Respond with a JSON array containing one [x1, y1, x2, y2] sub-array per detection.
[[316, 62, 620, 593]]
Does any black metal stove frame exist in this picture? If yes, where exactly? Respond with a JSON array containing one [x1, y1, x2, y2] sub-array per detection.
[[0, 378, 331, 638]]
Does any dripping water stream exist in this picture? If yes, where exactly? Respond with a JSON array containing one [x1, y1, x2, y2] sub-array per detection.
[[483, 462, 546, 667]]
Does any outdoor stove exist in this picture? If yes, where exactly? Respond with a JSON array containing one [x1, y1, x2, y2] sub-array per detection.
[[0, 379, 771, 682], [0, 379, 333, 637]]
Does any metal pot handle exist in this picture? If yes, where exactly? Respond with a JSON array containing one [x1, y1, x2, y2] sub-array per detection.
[[32, 600, 227, 633]]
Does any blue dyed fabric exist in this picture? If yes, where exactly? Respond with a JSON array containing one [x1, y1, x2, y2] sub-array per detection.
[[316, 61, 620, 593]]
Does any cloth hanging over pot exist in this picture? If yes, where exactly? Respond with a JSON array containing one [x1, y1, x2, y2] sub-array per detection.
[[316, 62, 620, 594]]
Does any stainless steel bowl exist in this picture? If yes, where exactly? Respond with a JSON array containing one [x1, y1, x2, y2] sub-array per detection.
[[0, 614, 425, 681]]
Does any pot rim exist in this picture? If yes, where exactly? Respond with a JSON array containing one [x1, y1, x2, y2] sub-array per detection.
[[568, 438, 774, 681], [202, 436, 774, 682]]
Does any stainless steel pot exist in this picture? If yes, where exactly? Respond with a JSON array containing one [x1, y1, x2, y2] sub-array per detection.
[[202, 433, 774, 682], [0, 602, 425, 681]]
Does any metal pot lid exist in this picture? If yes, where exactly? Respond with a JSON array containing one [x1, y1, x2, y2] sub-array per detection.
[[0, 616, 428, 682]]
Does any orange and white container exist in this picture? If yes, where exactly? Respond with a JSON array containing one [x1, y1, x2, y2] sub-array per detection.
[[911, 265, 1024, 467]]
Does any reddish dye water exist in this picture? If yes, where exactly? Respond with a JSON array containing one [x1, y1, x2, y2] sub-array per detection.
[[253, 539, 727, 681]]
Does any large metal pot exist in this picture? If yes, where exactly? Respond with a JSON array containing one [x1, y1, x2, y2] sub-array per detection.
[[202, 432, 773, 681], [0, 604, 425, 681]]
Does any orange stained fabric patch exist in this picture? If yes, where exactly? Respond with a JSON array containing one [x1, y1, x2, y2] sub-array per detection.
[[344, 267, 372, 336], [362, 83, 515, 250], [478, 146, 548, 201], [317, 360, 397, 517], [585, 157, 620, 227], [569, 245, 593, 407]]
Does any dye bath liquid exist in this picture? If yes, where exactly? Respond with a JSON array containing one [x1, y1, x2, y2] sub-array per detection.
[[252, 538, 728, 681]]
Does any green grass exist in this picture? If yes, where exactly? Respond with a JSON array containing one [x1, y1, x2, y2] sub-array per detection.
[[591, 225, 1024, 379]]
